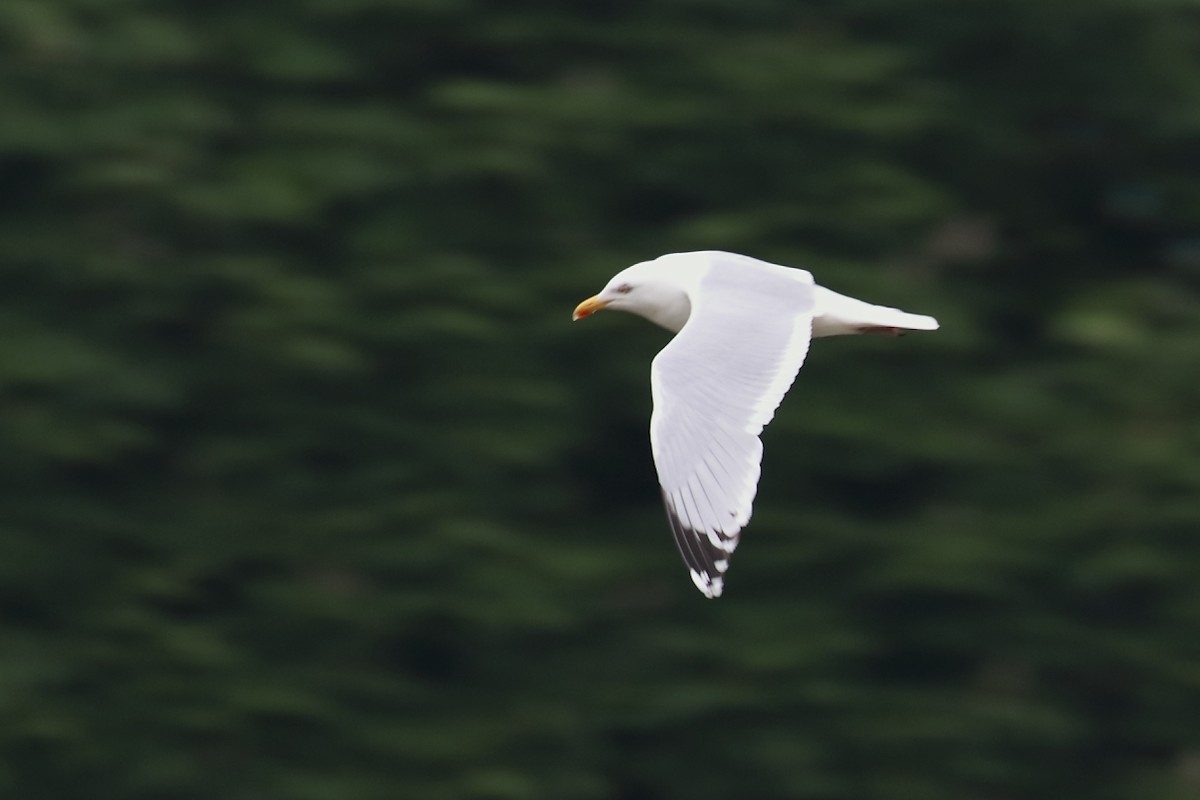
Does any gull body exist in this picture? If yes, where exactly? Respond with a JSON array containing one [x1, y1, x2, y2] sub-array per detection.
[[574, 252, 937, 336], [573, 251, 938, 598]]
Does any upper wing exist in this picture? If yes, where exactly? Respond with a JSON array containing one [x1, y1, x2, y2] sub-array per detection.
[[649, 255, 815, 597]]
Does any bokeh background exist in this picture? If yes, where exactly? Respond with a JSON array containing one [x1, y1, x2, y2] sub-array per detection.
[[4, 1, 1200, 798]]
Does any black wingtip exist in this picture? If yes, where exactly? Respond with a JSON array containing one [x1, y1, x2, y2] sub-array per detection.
[[661, 492, 733, 598]]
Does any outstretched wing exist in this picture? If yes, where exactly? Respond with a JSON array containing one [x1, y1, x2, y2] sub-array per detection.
[[649, 254, 815, 597]]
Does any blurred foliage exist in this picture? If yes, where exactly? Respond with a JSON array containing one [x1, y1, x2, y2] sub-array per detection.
[[1, 1, 1200, 798]]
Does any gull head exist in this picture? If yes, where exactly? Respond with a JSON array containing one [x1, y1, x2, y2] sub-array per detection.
[[572, 256, 701, 332]]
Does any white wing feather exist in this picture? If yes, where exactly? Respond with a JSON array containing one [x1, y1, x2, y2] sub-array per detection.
[[649, 254, 815, 597]]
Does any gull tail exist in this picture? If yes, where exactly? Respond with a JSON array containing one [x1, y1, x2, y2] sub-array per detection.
[[812, 286, 940, 338], [863, 306, 939, 331]]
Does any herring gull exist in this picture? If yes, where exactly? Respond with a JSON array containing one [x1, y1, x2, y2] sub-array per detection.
[[572, 251, 938, 598]]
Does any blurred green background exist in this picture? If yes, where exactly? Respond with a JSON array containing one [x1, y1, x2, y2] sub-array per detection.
[[3, 1, 1200, 798]]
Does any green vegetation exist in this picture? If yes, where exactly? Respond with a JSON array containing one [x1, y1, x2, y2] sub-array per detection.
[[2, 1, 1200, 798]]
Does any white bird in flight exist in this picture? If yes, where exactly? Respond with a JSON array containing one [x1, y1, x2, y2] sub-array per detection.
[[573, 251, 938, 598]]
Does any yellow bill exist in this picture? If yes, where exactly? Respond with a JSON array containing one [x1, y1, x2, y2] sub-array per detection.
[[572, 295, 609, 321]]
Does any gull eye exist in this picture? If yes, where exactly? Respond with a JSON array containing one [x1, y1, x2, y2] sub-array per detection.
[[615, 284, 633, 294]]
